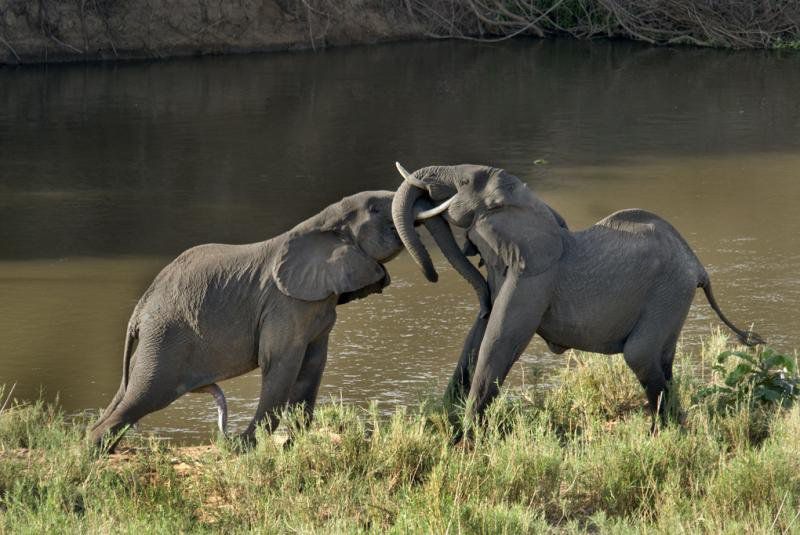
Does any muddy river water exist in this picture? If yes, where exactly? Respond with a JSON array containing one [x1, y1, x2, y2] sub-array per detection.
[[1, 39, 798, 442]]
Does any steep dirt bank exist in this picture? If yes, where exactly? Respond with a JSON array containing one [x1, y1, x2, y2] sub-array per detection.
[[0, 0, 424, 64], [2, 1, 798, 65]]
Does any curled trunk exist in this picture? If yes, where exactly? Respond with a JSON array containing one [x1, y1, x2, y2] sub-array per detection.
[[392, 169, 491, 315], [391, 180, 439, 282], [420, 202, 491, 316]]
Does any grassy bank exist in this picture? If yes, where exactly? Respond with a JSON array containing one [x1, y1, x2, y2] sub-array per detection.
[[2, 332, 799, 533]]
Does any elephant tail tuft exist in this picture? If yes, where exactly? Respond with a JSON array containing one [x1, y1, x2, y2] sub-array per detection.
[[699, 274, 765, 347]]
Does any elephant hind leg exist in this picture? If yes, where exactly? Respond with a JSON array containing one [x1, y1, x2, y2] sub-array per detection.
[[88, 385, 182, 453], [623, 325, 688, 430], [623, 338, 668, 429], [659, 336, 684, 423], [88, 398, 143, 453], [623, 283, 693, 430], [88, 409, 136, 453], [89, 351, 187, 452], [89, 381, 126, 434], [660, 335, 679, 383]]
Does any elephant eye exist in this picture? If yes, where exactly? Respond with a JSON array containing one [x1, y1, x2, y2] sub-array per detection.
[[368, 205, 380, 214], [459, 177, 469, 187]]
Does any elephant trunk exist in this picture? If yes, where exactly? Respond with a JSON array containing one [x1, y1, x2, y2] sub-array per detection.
[[410, 165, 459, 200], [393, 162, 489, 313], [421, 206, 491, 317], [392, 180, 439, 282]]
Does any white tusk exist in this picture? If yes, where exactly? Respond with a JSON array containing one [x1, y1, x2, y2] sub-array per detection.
[[395, 161, 427, 189], [415, 195, 455, 221]]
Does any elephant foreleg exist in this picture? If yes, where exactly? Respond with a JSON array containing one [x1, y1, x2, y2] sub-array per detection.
[[239, 343, 306, 445], [464, 272, 555, 427], [287, 331, 330, 429]]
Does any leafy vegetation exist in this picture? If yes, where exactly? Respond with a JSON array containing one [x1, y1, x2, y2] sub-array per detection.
[[695, 348, 799, 410], [2, 332, 799, 532], [774, 38, 800, 51], [403, 0, 800, 50]]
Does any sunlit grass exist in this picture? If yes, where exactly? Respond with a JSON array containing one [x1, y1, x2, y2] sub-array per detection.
[[2, 332, 799, 532]]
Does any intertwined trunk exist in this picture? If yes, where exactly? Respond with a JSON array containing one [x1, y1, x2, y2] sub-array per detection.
[[391, 170, 490, 313], [391, 181, 439, 282]]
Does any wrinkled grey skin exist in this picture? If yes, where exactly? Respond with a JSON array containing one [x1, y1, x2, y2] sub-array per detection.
[[393, 164, 764, 431], [89, 190, 433, 452]]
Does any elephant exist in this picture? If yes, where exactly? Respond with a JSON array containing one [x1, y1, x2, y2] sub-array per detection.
[[391, 162, 764, 431], [89, 189, 479, 452]]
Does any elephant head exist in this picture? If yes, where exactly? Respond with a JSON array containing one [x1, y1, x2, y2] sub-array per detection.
[[392, 163, 566, 283], [274, 191, 403, 304], [273, 188, 489, 312]]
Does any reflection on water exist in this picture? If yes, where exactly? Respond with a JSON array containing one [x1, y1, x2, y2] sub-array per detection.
[[1, 39, 798, 442]]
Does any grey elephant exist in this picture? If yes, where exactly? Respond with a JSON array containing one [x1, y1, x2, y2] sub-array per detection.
[[392, 162, 763, 430], [89, 190, 480, 452]]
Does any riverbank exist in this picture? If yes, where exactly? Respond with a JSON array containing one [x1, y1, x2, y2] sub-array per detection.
[[2, 1, 799, 65], [0, 0, 424, 65], [2, 332, 799, 532]]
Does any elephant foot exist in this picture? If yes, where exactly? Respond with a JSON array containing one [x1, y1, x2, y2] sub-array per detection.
[[649, 407, 685, 436], [649, 418, 660, 436], [282, 432, 300, 450], [87, 420, 133, 456], [228, 431, 258, 453], [449, 427, 475, 449], [677, 409, 687, 426]]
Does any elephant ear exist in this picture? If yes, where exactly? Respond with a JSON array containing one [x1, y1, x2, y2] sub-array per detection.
[[274, 231, 386, 301], [471, 204, 563, 278]]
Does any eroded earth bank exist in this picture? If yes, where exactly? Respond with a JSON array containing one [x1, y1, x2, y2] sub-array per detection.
[[0, 0, 423, 64]]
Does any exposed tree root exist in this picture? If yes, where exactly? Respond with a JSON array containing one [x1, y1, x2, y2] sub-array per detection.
[[400, 0, 800, 49]]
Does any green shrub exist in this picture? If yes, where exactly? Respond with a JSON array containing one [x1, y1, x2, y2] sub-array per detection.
[[695, 348, 799, 410]]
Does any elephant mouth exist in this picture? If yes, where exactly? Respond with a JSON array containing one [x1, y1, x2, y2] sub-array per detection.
[[379, 247, 403, 264]]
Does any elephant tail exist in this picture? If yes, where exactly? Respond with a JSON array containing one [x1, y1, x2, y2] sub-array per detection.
[[121, 318, 139, 391], [699, 275, 765, 347]]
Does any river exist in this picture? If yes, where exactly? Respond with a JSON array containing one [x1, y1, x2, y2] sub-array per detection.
[[1, 39, 798, 442]]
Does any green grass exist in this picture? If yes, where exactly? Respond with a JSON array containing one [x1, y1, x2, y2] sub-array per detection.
[[774, 39, 800, 51], [2, 332, 799, 533]]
